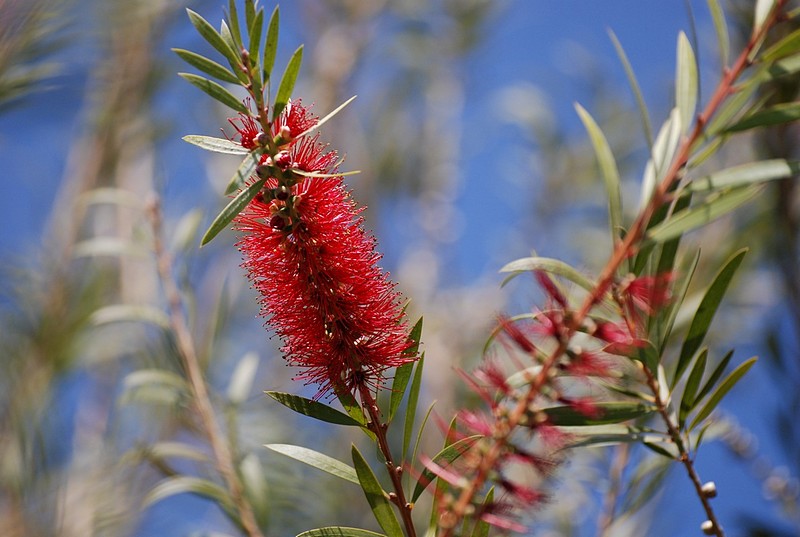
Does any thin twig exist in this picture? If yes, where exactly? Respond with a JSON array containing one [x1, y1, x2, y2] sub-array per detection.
[[147, 197, 265, 537]]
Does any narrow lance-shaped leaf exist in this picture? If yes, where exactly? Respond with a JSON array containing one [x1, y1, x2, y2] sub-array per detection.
[[296, 528, 387, 537], [761, 27, 800, 62], [575, 103, 623, 241], [227, 0, 243, 51], [500, 256, 595, 292], [273, 45, 303, 120], [144, 476, 234, 511], [244, 0, 256, 30], [266, 391, 364, 426], [693, 349, 734, 405], [389, 317, 423, 422], [219, 20, 237, 55], [351, 445, 404, 537], [186, 9, 240, 68], [225, 151, 263, 195], [609, 29, 653, 150], [471, 488, 495, 537], [640, 108, 682, 209], [725, 102, 800, 132], [183, 135, 249, 155], [265, 444, 359, 484], [90, 304, 170, 329], [179, 73, 248, 114], [263, 6, 280, 81], [412, 435, 482, 502], [679, 348, 708, 427], [676, 32, 698, 134], [542, 402, 655, 427], [201, 177, 265, 246], [707, 0, 730, 68], [173, 49, 240, 84], [248, 8, 265, 71], [672, 249, 747, 386], [688, 159, 800, 192], [689, 357, 757, 431], [402, 354, 425, 461]]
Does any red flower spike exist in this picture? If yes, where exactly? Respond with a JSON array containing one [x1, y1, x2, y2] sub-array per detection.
[[621, 272, 674, 315], [593, 320, 633, 345], [234, 101, 413, 398], [566, 349, 613, 377], [478, 512, 528, 533], [535, 270, 568, 308], [457, 410, 494, 436], [498, 316, 537, 354], [227, 111, 262, 150]]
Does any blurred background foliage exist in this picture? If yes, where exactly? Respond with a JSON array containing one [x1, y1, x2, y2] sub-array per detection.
[[0, 0, 799, 536]]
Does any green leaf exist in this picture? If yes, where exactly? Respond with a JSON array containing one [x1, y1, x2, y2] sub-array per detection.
[[219, 20, 237, 56], [266, 391, 364, 426], [725, 102, 800, 132], [500, 256, 595, 292], [248, 8, 264, 64], [646, 186, 762, 244], [119, 369, 188, 406], [640, 108, 682, 209], [765, 53, 800, 81], [265, 444, 359, 484], [90, 304, 170, 329], [672, 249, 747, 386], [291, 169, 361, 178], [273, 45, 303, 120], [144, 476, 234, 511], [689, 357, 757, 431], [642, 441, 677, 460], [244, 0, 256, 33], [676, 32, 698, 134], [608, 30, 653, 150], [201, 177, 266, 246], [144, 441, 209, 462], [296, 95, 358, 140], [186, 9, 240, 68], [332, 384, 370, 429], [183, 135, 249, 155], [226, 352, 259, 405], [297, 528, 386, 537], [542, 402, 654, 426], [179, 73, 248, 114], [411, 435, 482, 502], [762, 28, 800, 62], [390, 317, 423, 422], [225, 151, 263, 195], [754, 0, 777, 32], [566, 430, 666, 449], [351, 445, 404, 537], [471, 488, 494, 537], [172, 48, 240, 84], [73, 238, 149, 259], [706, 0, 730, 68], [410, 401, 436, 481], [240, 453, 269, 528], [575, 103, 623, 240], [402, 355, 425, 461], [693, 349, 734, 407], [227, 0, 243, 51], [689, 159, 800, 192], [679, 348, 708, 427], [263, 6, 280, 81]]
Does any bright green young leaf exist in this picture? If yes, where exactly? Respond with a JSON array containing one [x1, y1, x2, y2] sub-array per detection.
[[471, 488, 494, 537], [500, 256, 595, 292], [689, 159, 800, 192], [179, 73, 248, 114], [265, 444, 359, 484], [266, 391, 364, 426], [575, 103, 623, 240], [389, 317, 423, 422], [542, 402, 654, 427], [725, 102, 800, 132], [402, 355, 425, 461], [201, 177, 265, 246], [186, 9, 240, 68], [676, 32, 698, 134], [225, 151, 263, 195], [689, 357, 757, 431], [646, 186, 761, 244], [707, 0, 730, 68], [273, 45, 304, 120], [263, 6, 280, 81], [143, 476, 234, 511], [679, 348, 708, 427], [672, 249, 747, 386], [608, 30, 653, 150], [351, 445, 404, 537], [183, 135, 249, 155], [411, 435, 482, 503], [173, 48, 240, 84], [90, 304, 170, 329], [693, 349, 734, 407], [297, 527, 387, 537]]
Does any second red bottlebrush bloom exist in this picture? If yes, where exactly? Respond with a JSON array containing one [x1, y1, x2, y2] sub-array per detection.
[[233, 101, 414, 398]]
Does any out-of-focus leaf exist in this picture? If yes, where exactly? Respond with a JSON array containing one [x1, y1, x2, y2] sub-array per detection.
[[646, 187, 761, 244], [659, 250, 700, 354], [575, 103, 623, 239], [183, 135, 249, 155], [623, 457, 671, 512], [78, 187, 142, 209], [500, 256, 595, 292], [296, 528, 386, 537], [273, 45, 303, 120], [145, 441, 208, 462], [411, 435, 481, 502], [724, 102, 800, 132], [296, 95, 358, 140], [173, 49, 240, 84], [227, 352, 259, 404], [609, 30, 653, 150], [179, 73, 248, 114], [762, 28, 800, 62], [90, 304, 169, 329], [676, 32, 698, 134], [201, 177, 265, 246], [351, 445, 403, 537], [225, 152, 262, 195], [73, 238, 149, 259], [122, 369, 188, 395], [265, 444, 358, 484], [266, 391, 364, 426], [186, 9, 240, 68], [679, 348, 708, 427], [689, 357, 757, 431], [672, 249, 747, 386], [707, 0, 730, 67], [693, 349, 734, 406], [471, 488, 494, 537], [410, 401, 436, 479], [240, 453, 269, 527], [765, 52, 800, 81], [390, 317, 423, 422], [542, 402, 654, 426], [640, 108, 681, 209], [402, 353, 426, 460], [689, 159, 800, 192], [642, 441, 677, 459], [143, 476, 233, 510], [171, 209, 204, 252], [754, 0, 777, 32], [263, 6, 280, 81], [567, 431, 665, 449]]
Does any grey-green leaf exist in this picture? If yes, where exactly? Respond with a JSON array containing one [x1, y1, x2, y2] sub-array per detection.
[[689, 159, 800, 192], [186, 9, 239, 68], [725, 102, 800, 132], [225, 151, 263, 195], [351, 445, 404, 537], [297, 528, 387, 537], [144, 476, 234, 510], [273, 45, 303, 120], [179, 73, 248, 114], [707, 0, 730, 68], [500, 256, 595, 292], [265, 444, 359, 484], [542, 402, 654, 426], [296, 95, 358, 140], [183, 135, 249, 154], [762, 27, 800, 62], [90, 304, 170, 329], [266, 391, 364, 426], [172, 48, 240, 84], [609, 30, 653, 150], [689, 357, 757, 431], [676, 32, 698, 134], [201, 177, 265, 246]]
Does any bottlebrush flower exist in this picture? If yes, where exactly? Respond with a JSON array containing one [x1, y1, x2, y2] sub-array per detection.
[[232, 100, 413, 398]]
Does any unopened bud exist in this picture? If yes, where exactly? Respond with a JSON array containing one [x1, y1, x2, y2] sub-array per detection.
[[279, 125, 292, 141], [701, 521, 716, 535], [273, 150, 291, 170], [275, 186, 290, 201], [701, 481, 717, 498], [269, 215, 285, 230]]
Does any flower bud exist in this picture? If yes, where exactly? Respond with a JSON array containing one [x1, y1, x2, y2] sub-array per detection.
[[273, 150, 292, 170], [701, 481, 717, 498], [269, 214, 286, 230], [701, 520, 716, 535]]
